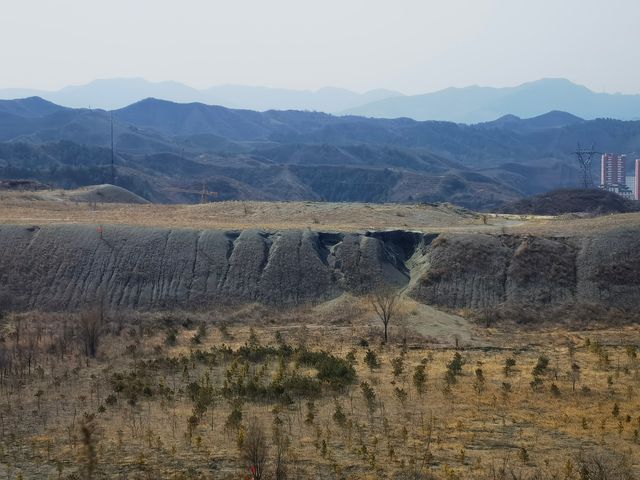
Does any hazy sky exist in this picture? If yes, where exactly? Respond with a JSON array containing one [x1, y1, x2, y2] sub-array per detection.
[[1, 0, 639, 94]]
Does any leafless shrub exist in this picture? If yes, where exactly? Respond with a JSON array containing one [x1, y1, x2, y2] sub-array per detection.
[[0, 291, 12, 320], [242, 417, 268, 480], [79, 306, 104, 358], [576, 453, 635, 480], [78, 416, 98, 479]]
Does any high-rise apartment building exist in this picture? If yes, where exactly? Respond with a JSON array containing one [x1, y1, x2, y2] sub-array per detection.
[[627, 176, 637, 199], [601, 153, 626, 187], [636, 159, 640, 201]]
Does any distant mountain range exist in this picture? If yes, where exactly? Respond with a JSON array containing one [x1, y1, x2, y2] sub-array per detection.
[[1, 96, 639, 210], [1, 78, 640, 122], [342, 78, 640, 122], [0, 78, 401, 113]]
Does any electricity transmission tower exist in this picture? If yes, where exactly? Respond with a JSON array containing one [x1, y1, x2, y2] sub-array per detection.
[[573, 143, 600, 188], [201, 182, 208, 204]]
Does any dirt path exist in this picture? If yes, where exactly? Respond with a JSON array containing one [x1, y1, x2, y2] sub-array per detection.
[[402, 299, 482, 347]]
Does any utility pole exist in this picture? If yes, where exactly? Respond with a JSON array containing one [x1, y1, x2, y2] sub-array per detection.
[[201, 182, 208, 204], [110, 112, 115, 185]]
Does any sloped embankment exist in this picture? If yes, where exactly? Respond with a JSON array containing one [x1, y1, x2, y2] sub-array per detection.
[[0, 224, 637, 312], [406, 230, 640, 311], [0, 225, 414, 310]]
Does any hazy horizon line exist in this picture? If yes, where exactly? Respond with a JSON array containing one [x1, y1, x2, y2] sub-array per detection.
[[1, 76, 637, 97]]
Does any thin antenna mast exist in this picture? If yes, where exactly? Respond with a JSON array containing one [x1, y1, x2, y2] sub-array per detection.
[[110, 112, 115, 185]]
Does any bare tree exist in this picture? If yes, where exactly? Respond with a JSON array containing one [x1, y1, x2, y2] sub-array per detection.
[[78, 417, 98, 480], [369, 287, 400, 344], [25, 327, 37, 375], [79, 306, 104, 358], [242, 418, 268, 480], [0, 343, 8, 388], [273, 421, 289, 480], [0, 291, 11, 320], [55, 320, 74, 360], [570, 363, 581, 392]]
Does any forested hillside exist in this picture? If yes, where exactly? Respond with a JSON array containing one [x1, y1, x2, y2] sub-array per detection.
[[1, 96, 638, 209]]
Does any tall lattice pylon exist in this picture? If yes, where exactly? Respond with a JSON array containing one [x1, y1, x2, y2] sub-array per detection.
[[200, 182, 208, 204], [573, 143, 599, 188]]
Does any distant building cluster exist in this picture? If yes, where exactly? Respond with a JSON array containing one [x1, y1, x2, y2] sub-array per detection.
[[600, 153, 639, 200]]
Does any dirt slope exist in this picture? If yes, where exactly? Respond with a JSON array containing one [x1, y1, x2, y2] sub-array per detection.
[[406, 229, 640, 311]]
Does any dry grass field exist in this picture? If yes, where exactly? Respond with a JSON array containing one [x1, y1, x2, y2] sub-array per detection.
[[1, 189, 639, 236], [0, 192, 496, 233], [0, 296, 639, 479]]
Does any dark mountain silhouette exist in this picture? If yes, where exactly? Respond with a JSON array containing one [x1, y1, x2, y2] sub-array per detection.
[[0, 78, 402, 112], [480, 111, 585, 132], [113, 98, 273, 139], [0, 96, 69, 118]]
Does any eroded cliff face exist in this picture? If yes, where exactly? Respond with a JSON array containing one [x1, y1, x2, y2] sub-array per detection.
[[0, 224, 638, 312], [406, 230, 640, 311], [0, 225, 410, 310]]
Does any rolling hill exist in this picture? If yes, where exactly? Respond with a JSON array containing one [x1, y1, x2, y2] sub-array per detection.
[[0, 96, 639, 210]]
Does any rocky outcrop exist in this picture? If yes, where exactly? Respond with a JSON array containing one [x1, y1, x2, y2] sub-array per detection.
[[575, 229, 640, 310], [406, 230, 640, 311], [407, 234, 511, 309], [0, 223, 638, 312]]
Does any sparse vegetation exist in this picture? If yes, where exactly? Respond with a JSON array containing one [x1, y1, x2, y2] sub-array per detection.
[[0, 305, 638, 479]]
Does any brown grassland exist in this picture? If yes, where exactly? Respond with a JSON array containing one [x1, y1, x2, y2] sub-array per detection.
[[1, 192, 640, 238], [0, 296, 639, 479], [4, 191, 640, 236]]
